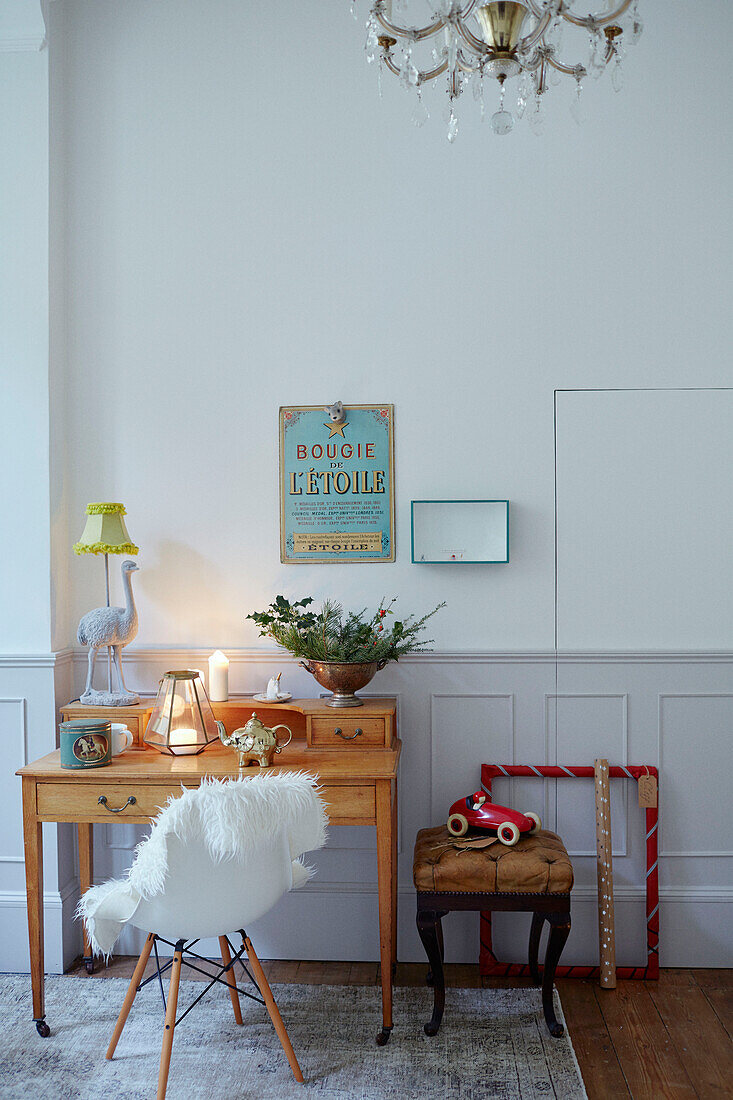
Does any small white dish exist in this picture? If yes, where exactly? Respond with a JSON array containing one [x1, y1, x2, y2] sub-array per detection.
[[253, 692, 292, 704]]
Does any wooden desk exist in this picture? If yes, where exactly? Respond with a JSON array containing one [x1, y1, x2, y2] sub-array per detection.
[[18, 698, 400, 1044]]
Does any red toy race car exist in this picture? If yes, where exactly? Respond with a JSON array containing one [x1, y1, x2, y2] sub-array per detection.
[[447, 791, 541, 846]]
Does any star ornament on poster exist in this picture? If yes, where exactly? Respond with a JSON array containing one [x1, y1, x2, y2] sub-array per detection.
[[324, 419, 349, 438]]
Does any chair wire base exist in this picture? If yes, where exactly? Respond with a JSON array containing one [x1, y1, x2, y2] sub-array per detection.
[[106, 928, 304, 1097], [138, 931, 266, 1026]]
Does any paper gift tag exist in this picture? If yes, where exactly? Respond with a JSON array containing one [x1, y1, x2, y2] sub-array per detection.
[[638, 774, 657, 808]]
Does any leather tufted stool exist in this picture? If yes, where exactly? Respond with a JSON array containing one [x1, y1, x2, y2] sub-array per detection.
[[413, 826, 573, 1038]]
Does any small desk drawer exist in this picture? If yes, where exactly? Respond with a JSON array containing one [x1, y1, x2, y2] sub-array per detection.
[[319, 784, 375, 823], [59, 705, 154, 747], [309, 718, 387, 748], [37, 782, 180, 821]]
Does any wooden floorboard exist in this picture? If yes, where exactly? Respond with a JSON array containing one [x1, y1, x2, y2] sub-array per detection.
[[394, 962, 427, 986], [692, 970, 733, 990], [595, 981, 698, 1099], [65, 957, 733, 1097], [296, 960, 352, 985], [347, 962, 378, 985], [556, 979, 630, 1099], [701, 987, 733, 1042], [266, 959, 300, 983], [649, 982, 732, 1098]]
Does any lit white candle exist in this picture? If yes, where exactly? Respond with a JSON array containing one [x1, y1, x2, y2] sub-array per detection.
[[208, 650, 229, 701], [170, 727, 200, 756]]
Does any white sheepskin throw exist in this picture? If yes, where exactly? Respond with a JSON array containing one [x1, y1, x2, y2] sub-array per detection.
[[77, 771, 328, 958]]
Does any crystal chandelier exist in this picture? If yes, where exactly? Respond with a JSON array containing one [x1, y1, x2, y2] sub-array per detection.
[[361, 1, 643, 139]]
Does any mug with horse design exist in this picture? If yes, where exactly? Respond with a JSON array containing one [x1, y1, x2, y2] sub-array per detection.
[[59, 720, 112, 769]]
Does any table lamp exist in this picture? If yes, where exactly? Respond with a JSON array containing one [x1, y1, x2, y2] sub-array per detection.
[[74, 502, 140, 704], [143, 671, 224, 755]]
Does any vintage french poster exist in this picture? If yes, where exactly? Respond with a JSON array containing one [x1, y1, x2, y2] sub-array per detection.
[[279, 404, 395, 563]]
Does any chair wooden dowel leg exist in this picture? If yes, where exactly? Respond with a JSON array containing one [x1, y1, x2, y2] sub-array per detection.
[[106, 933, 155, 1060], [219, 936, 243, 1025], [157, 942, 183, 1100], [244, 935, 303, 1084]]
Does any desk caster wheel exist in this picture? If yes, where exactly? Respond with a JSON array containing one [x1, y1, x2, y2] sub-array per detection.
[[376, 1026, 392, 1046], [83, 957, 94, 975], [35, 1019, 50, 1038]]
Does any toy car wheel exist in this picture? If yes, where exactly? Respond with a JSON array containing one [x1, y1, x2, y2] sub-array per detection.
[[447, 813, 469, 837], [524, 812, 542, 835], [497, 821, 520, 846]]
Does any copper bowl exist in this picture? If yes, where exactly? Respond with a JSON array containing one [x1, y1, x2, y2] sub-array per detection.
[[299, 659, 388, 707]]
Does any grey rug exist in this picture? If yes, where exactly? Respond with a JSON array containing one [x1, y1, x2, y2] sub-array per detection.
[[0, 975, 586, 1099]]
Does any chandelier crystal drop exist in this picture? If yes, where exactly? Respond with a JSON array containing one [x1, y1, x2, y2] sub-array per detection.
[[359, 0, 642, 140]]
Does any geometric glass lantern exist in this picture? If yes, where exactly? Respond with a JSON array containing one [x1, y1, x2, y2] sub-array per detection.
[[143, 670, 223, 756]]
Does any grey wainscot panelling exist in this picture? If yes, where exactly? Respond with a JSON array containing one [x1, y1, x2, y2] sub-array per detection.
[[34, 648, 730, 970], [0, 654, 76, 973]]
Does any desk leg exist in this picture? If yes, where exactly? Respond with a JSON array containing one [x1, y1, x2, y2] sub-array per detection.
[[78, 824, 94, 974], [375, 779, 394, 1046], [22, 779, 48, 1036], [391, 784, 398, 969]]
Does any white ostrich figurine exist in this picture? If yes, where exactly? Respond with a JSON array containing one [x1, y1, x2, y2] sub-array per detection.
[[78, 559, 140, 705]]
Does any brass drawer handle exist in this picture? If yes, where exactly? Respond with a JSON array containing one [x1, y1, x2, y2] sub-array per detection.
[[334, 727, 363, 741], [98, 795, 137, 814]]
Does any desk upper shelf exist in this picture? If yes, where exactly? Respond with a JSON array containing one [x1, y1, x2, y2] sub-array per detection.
[[57, 696, 398, 751]]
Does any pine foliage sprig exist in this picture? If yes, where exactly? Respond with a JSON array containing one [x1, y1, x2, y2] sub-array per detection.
[[246, 596, 445, 664]]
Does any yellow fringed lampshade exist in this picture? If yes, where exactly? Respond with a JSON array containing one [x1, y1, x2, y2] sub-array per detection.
[[74, 502, 139, 556]]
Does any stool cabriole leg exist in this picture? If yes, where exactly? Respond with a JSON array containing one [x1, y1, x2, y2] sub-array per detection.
[[417, 908, 445, 1036], [425, 914, 444, 986], [528, 912, 544, 985], [542, 913, 571, 1038]]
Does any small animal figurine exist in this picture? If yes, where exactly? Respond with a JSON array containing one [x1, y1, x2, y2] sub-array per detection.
[[447, 791, 542, 846], [219, 713, 293, 768], [265, 672, 282, 700], [324, 401, 346, 424], [78, 559, 140, 705]]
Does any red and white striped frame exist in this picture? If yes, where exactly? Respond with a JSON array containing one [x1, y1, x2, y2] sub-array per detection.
[[479, 763, 659, 981]]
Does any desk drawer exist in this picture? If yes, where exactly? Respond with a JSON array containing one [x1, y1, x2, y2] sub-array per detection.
[[319, 784, 375, 823], [36, 780, 376, 824], [37, 782, 182, 821], [309, 718, 387, 748]]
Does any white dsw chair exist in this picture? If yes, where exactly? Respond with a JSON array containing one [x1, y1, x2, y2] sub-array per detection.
[[78, 773, 328, 1100]]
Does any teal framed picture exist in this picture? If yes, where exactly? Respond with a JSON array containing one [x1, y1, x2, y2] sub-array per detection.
[[411, 499, 509, 563], [279, 405, 395, 563]]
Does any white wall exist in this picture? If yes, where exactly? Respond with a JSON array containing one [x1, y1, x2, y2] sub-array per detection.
[[556, 390, 733, 650], [0, 48, 51, 653], [5, 0, 730, 969], [0, 25, 77, 973], [52, 0, 733, 651]]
